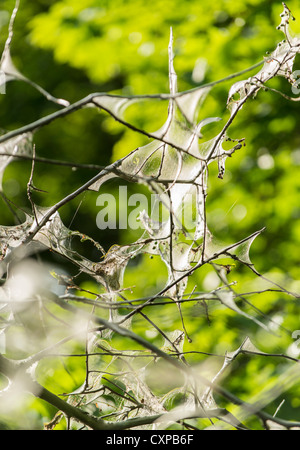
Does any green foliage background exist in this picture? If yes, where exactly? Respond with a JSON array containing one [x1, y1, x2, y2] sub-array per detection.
[[0, 0, 299, 429]]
